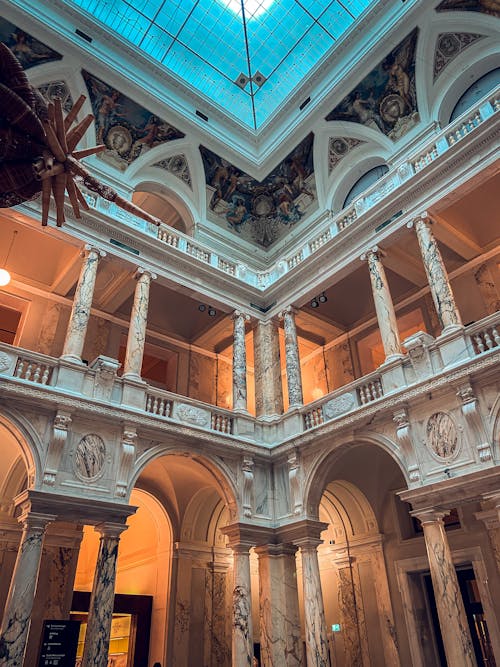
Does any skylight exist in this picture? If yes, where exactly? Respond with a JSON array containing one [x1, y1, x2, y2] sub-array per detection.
[[66, 0, 373, 130]]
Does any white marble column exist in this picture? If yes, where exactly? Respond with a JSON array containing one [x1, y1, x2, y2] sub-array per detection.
[[0, 509, 56, 667], [362, 247, 402, 360], [255, 544, 303, 667], [232, 311, 249, 412], [61, 246, 105, 362], [332, 555, 366, 667], [298, 540, 331, 667], [229, 544, 254, 667], [122, 268, 156, 380], [253, 320, 284, 417], [476, 493, 500, 574], [81, 522, 128, 667], [280, 306, 304, 408], [370, 547, 401, 667], [410, 215, 462, 332], [204, 562, 231, 667], [416, 509, 476, 667]]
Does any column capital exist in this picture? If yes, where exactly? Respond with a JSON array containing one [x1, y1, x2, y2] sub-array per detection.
[[360, 245, 382, 261], [254, 543, 298, 558], [278, 304, 298, 319], [135, 267, 157, 280], [82, 244, 106, 258], [277, 518, 328, 546], [94, 521, 129, 540], [220, 521, 272, 549], [232, 310, 251, 321], [410, 507, 450, 525], [407, 211, 433, 230], [17, 508, 57, 530]]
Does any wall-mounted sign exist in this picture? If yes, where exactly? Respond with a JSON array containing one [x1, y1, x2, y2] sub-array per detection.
[[38, 620, 80, 667], [331, 623, 341, 633]]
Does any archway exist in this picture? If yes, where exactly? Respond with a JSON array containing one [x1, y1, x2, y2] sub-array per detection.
[[73, 452, 235, 667]]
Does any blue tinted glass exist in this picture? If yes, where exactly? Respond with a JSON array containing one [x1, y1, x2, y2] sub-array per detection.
[[64, 0, 378, 129]]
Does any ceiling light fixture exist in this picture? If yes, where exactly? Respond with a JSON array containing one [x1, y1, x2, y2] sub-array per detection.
[[318, 292, 328, 303], [199, 304, 217, 317], [208, 306, 217, 317], [0, 230, 18, 287], [198, 304, 206, 312], [310, 298, 319, 308]]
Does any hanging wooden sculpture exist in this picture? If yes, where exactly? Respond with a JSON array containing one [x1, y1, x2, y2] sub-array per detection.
[[0, 43, 160, 227]]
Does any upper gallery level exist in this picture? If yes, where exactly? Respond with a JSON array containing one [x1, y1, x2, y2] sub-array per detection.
[[1, 0, 499, 267]]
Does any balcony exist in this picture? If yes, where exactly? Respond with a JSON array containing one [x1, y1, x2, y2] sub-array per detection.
[[1, 313, 498, 450]]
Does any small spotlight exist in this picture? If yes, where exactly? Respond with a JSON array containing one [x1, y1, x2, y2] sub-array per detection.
[[318, 292, 328, 304], [310, 298, 319, 308], [198, 304, 206, 312], [208, 306, 217, 317]]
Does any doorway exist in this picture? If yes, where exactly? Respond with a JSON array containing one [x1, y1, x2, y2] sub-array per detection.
[[423, 567, 496, 666]]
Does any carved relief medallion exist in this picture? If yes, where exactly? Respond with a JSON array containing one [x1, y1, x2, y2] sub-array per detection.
[[426, 412, 458, 459], [0, 351, 11, 372], [323, 392, 356, 419], [175, 404, 209, 427], [74, 433, 106, 481]]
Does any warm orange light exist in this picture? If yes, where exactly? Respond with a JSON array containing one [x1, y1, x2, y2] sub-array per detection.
[[0, 268, 11, 286]]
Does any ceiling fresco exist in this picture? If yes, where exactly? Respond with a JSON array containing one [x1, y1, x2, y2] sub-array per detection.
[[200, 133, 316, 248], [0, 17, 61, 68], [433, 33, 484, 81], [325, 29, 419, 142], [436, 0, 500, 16], [82, 71, 185, 172]]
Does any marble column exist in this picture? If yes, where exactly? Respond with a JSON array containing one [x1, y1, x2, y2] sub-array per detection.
[[122, 268, 156, 380], [229, 544, 254, 667], [232, 311, 249, 412], [0, 509, 56, 667], [416, 509, 476, 667], [81, 522, 128, 667], [253, 320, 284, 417], [280, 306, 304, 408], [255, 544, 303, 667], [410, 215, 462, 332], [476, 493, 500, 574], [61, 245, 105, 362], [370, 547, 401, 667], [298, 540, 331, 667], [363, 247, 402, 360], [332, 555, 366, 667], [204, 562, 231, 667]]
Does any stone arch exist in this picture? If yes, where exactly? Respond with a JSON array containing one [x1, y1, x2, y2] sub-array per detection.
[[129, 177, 197, 236], [304, 432, 409, 519], [320, 480, 379, 545], [0, 408, 43, 490], [432, 49, 499, 127], [182, 488, 229, 544], [130, 444, 240, 524]]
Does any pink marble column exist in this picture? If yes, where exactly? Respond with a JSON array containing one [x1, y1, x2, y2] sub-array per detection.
[[81, 522, 128, 667], [410, 215, 462, 332], [122, 268, 156, 380], [363, 247, 402, 361], [255, 544, 303, 667], [253, 319, 284, 417], [416, 509, 476, 667], [232, 311, 250, 412], [61, 246, 106, 362], [298, 539, 331, 667], [280, 306, 304, 408], [0, 509, 56, 667]]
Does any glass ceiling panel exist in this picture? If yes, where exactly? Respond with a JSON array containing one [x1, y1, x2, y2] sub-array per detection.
[[66, 0, 373, 130]]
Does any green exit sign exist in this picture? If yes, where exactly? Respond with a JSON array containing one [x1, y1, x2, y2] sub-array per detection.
[[331, 624, 341, 632]]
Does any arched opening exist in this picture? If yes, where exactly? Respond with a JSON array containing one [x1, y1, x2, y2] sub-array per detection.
[[72, 452, 235, 666], [342, 164, 389, 209], [449, 68, 500, 122], [132, 190, 187, 233]]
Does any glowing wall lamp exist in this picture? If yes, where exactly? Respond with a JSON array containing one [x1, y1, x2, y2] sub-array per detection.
[[0, 230, 17, 287]]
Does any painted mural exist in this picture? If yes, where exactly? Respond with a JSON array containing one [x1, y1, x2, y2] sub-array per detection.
[[200, 134, 316, 248], [82, 71, 185, 171], [433, 33, 484, 81], [325, 29, 419, 142], [436, 0, 500, 16], [0, 18, 61, 68]]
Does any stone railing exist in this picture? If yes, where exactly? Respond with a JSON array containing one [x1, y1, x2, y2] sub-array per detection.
[[467, 313, 500, 356], [1, 314, 499, 442], [14, 354, 56, 385], [17, 86, 495, 296]]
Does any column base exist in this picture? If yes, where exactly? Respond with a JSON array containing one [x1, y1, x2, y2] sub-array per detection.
[[436, 325, 469, 367], [59, 354, 84, 364]]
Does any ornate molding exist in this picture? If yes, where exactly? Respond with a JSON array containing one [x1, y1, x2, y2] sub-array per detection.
[[43, 411, 72, 486]]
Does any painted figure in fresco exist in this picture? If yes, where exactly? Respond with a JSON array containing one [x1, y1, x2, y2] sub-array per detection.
[[0, 21, 61, 69], [351, 91, 385, 131], [437, 0, 500, 16], [226, 196, 248, 231], [96, 89, 125, 142]]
